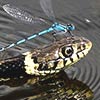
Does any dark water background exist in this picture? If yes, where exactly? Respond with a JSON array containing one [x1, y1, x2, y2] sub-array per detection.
[[0, 0, 99, 100]]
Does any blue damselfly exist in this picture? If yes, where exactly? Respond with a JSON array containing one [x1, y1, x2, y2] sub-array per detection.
[[1, 0, 75, 52]]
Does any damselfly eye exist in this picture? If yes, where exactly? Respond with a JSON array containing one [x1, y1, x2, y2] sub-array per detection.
[[67, 24, 75, 31], [61, 46, 73, 57]]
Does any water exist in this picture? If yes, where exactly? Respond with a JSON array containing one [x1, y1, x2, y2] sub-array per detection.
[[0, 0, 100, 100]]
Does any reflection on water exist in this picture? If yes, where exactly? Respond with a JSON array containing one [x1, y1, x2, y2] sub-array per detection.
[[0, 71, 93, 100]]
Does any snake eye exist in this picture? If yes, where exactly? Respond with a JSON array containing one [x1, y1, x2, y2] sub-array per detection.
[[65, 46, 73, 56], [62, 46, 73, 57]]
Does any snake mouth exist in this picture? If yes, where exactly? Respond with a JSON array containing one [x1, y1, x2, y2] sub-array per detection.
[[81, 38, 92, 56], [69, 37, 92, 64]]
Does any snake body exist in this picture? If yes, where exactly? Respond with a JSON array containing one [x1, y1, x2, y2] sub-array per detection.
[[0, 36, 92, 78]]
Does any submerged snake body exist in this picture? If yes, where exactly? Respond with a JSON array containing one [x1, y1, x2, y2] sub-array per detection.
[[0, 36, 92, 78]]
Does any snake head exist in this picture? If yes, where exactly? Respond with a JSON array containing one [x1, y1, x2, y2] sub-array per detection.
[[58, 36, 92, 67]]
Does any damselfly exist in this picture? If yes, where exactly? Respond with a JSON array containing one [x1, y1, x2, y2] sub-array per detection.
[[2, 0, 75, 52]]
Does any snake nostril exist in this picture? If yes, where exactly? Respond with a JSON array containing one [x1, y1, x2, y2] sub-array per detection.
[[82, 44, 86, 49], [77, 46, 81, 50]]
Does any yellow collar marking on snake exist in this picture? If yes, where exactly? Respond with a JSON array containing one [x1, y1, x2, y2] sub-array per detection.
[[23, 36, 92, 76]]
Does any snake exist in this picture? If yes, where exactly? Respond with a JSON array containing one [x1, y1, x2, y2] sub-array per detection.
[[0, 36, 92, 79], [0, 36, 93, 99]]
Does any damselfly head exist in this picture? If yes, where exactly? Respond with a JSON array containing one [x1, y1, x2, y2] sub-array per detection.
[[67, 24, 75, 31]]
